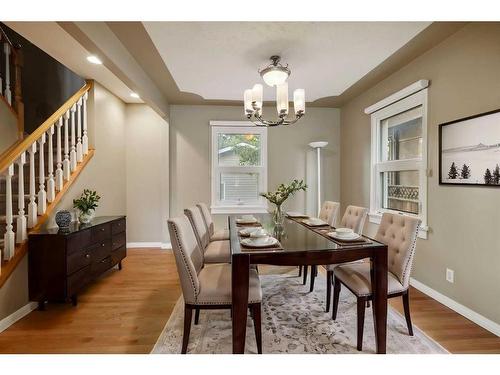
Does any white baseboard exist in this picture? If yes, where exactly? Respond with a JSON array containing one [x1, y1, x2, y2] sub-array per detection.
[[410, 277, 500, 337], [127, 242, 171, 250], [0, 302, 38, 333]]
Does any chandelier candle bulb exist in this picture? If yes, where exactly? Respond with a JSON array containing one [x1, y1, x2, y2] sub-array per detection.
[[294, 89, 305, 114], [244, 89, 253, 115], [252, 84, 263, 111], [277, 82, 289, 116]]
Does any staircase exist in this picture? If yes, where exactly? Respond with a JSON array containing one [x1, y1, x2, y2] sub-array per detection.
[[0, 62, 93, 284]]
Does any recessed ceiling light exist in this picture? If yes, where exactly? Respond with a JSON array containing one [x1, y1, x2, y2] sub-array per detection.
[[130, 92, 140, 99], [86, 55, 102, 65]]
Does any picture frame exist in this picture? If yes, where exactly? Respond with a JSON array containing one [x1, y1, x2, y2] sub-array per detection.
[[439, 108, 500, 186]]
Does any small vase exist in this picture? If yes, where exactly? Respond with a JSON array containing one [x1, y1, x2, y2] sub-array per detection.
[[272, 205, 284, 226], [78, 209, 95, 224], [55, 210, 72, 229]]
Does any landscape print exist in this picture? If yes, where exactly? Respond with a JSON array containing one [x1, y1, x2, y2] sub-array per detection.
[[440, 109, 500, 186]]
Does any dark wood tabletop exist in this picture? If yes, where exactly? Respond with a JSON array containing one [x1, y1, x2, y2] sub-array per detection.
[[229, 213, 389, 354]]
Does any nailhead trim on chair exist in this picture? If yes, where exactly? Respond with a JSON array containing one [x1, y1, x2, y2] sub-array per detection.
[[401, 222, 420, 288]]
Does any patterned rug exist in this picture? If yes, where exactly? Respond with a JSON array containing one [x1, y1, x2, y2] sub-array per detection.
[[152, 268, 448, 354]]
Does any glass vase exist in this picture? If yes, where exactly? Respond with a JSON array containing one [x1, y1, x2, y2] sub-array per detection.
[[273, 204, 284, 226]]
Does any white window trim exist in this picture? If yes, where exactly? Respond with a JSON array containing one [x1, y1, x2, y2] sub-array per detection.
[[210, 121, 268, 215], [366, 82, 429, 239]]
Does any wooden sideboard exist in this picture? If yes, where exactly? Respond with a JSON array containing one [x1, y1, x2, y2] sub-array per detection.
[[28, 216, 126, 308]]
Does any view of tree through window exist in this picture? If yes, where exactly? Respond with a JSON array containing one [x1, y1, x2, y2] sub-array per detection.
[[218, 133, 261, 166]]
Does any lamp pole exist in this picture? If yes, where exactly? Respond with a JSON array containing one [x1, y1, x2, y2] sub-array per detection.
[[309, 141, 328, 217]]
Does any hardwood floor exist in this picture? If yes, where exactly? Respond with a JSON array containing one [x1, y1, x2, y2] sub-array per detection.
[[0, 249, 498, 353]]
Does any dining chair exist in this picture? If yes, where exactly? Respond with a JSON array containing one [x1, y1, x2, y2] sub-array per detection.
[[299, 201, 340, 284], [331, 212, 421, 351], [307, 205, 369, 311], [184, 206, 231, 263], [168, 215, 263, 354], [197, 202, 230, 241]]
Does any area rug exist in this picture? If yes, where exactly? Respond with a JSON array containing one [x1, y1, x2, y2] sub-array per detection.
[[152, 269, 448, 354]]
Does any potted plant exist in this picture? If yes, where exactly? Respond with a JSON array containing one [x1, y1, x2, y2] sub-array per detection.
[[73, 189, 101, 224], [260, 179, 307, 225]]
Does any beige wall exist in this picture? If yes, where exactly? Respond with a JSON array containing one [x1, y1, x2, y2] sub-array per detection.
[[340, 22, 500, 324], [125, 104, 169, 244], [170, 105, 340, 228], [0, 100, 18, 156]]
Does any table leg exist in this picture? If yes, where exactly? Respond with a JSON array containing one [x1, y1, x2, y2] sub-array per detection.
[[232, 253, 250, 354], [370, 248, 388, 354]]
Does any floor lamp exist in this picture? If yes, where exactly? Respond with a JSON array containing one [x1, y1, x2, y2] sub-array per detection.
[[309, 141, 328, 217]]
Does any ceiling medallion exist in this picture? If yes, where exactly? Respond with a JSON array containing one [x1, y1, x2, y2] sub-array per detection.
[[244, 56, 305, 127]]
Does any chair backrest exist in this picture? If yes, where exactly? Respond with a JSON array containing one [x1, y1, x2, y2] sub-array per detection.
[[197, 202, 214, 236], [340, 205, 368, 234], [167, 215, 204, 304], [318, 201, 340, 226], [184, 206, 210, 250], [375, 213, 421, 288]]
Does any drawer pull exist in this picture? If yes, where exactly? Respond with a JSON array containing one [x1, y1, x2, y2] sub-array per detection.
[[85, 253, 90, 259], [100, 259, 107, 263], [101, 243, 105, 247], [101, 228, 105, 232], [112, 243, 116, 247]]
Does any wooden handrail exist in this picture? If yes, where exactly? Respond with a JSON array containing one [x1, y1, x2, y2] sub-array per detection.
[[0, 81, 93, 173]]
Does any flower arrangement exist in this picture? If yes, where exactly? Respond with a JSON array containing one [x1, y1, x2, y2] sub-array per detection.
[[73, 189, 101, 224], [260, 179, 307, 225]]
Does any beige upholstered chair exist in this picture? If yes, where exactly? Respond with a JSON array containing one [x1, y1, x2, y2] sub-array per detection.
[[168, 215, 263, 354], [197, 202, 230, 241], [184, 206, 231, 263], [331, 212, 421, 351], [318, 201, 340, 226]]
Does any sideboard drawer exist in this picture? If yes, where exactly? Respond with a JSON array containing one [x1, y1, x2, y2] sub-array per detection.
[[67, 265, 90, 296], [67, 248, 92, 275], [91, 223, 111, 244], [111, 246, 126, 266], [111, 218, 126, 234], [67, 230, 91, 254], [91, 256, 112, 277], [112, 231, 126, 251], [91, 239, 111, 262]]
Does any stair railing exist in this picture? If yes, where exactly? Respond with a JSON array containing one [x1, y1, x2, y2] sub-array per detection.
[[0, 25, 24, 139], [0, 82, 93, 273]]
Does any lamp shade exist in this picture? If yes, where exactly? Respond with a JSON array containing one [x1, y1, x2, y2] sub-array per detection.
[[252, 84, 263, 110], [276, 82, 289, 116], [293, 89, 305, 114], [244, 89, 253, 115], [262, 69, 289, 87]]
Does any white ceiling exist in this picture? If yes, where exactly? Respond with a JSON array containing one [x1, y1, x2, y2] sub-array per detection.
[[143, 22, 431, 102]]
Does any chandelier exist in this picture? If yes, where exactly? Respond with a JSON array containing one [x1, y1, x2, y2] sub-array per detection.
[[244, 56, 305, 127]]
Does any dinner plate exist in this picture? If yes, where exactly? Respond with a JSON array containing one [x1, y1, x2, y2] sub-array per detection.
[[327, 231, 361, 241], [303, 218, 328, 227], [286, 211, 309, 218], [240, 237, 279, 248], [236, 217, 258, 224]]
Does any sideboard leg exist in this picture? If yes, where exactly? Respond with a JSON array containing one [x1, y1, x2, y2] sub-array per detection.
[[71, 295, 78, 306], [118, 261, 123, 270], [37, 301, 46, 311]]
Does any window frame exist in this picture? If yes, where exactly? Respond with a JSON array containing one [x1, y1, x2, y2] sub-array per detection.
[[367, 82, 429, 239], [210, 121, 268, 214]]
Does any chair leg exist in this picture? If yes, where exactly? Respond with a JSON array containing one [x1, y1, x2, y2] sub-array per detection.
[[302, 265, 308, 285], [194, 308, 200, 325], [298, 266, 302, 277], [402, 291, 414, 336], [182, 305, 193, 354], [331, 277, 341, 320], [357, 297, 366, 351], [251, 303, 262, 354], [326, 271, 332, 312], [309, 265, 316, 292], [366, 300, 370, 308]]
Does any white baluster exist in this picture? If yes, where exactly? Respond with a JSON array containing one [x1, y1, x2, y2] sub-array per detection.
[[37, 133, 47, 215], [55, 117, 64, 191], [82, 92, 89, 155], [16, 152, 27, 243], [47, 125, 55, 202], [3, 164, 15, 260], [76, 98, 83, 163], [3, 42, 12, 105], [63, 110, 71, 181], [27, 143, 37, 228], [70, 104, 77, 172]]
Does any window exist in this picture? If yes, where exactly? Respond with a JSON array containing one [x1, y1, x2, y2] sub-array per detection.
[[210, 121, 267, 214], [366, 81, 429, 238]]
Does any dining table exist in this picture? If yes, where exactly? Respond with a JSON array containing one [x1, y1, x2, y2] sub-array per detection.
[[229, 213, 389, 354]]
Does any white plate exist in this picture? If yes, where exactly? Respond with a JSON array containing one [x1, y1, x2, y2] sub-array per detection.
[[303, 218, 328, 227], [236, 217, 258, 224], [286, 211, 309, 218], [238, 227, 261, 236], [241, 237, 279, 248], [327, 231, 361, 241]]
